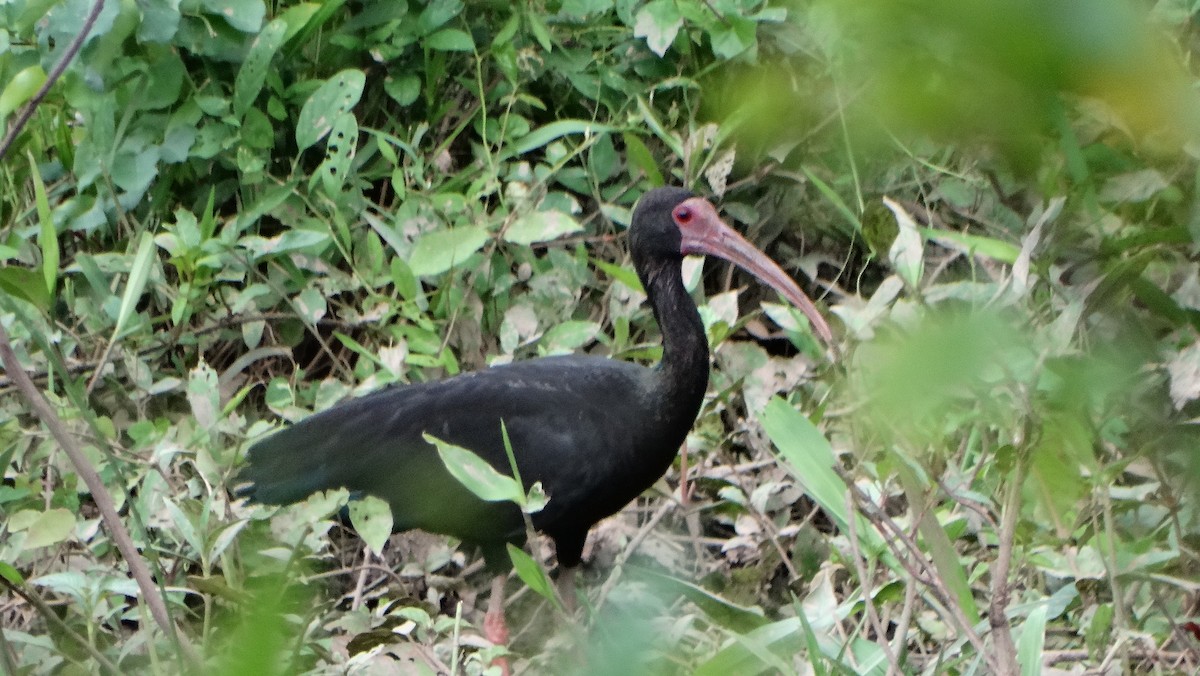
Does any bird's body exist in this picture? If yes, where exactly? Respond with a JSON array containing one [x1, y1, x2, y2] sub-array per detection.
[[240, 352, 703, 567], [234, 188, 832, 653]]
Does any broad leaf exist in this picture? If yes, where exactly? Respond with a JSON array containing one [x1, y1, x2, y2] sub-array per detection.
[[634, 0, 683, 57], [15, 509, 74, 550], [408, 226, 490, 277], [503, 210, 582, 245], [296, 69, 366, 151], [427, 434, 524, 504], [348, 495, 394, 556]]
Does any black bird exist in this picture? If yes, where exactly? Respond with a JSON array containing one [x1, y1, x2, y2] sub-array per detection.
[[234, 187, 833, 651]]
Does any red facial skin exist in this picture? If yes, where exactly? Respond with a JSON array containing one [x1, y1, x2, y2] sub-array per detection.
[[671, 197, 834, 345]]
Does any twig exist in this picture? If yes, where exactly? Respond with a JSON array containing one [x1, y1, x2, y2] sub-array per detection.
[[1, 575, 121, 675], [350, 545, 373, 611], [0, 1, 105, 160], [835, 465, 997, 670], [988, 452, 1024, 676], [844, 491, 902, 674], [893, 576, 918, 665], [0, 321, 194, 661]]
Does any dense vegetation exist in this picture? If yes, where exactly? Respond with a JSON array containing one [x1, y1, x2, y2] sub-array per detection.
[[2, 0, 1198, 673]]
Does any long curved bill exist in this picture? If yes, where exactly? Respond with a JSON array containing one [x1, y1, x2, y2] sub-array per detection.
[[675, 197, 834, 347]]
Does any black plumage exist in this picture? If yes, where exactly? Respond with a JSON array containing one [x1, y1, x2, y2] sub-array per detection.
[[234, 186, 832, 573]]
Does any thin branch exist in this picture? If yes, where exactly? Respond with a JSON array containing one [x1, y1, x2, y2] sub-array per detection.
[[844, 492, 901, 673], [988, 452, 1024, 676], [0, 321, 194, 661], [1, 575, 121, 675], [0, 0, 105, 160], [835, 465, 996, 669]]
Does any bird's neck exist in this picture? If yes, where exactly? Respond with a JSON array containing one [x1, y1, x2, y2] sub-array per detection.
[[644, 258, 710, 425]]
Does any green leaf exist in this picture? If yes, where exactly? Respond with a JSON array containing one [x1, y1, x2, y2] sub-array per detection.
[[920, 227, 1021, 264], [541, 321, 599, 353], [694, 617, 802, 676], [561, 0, 613, 18], [761, 398, 887, 557], [417, 0, 463, 33], [187, 360, 220, 430], [622, 133, 663, 185], [139, 0, 181, 42], [348, 495, 394, 556], [294, 287, 326, 323], [240, 229, 331, 257], [163, 498, 204, 557], [1017, 603, 1048, 676], [526, 10, 553, 51], [634, 0, 683, 57], [503, 210, 583, 245], [0, 561, 24, 585], [115, 232, 157, 338], [635, 96, 683, 157], [384, 73, 421, 107], [0, 266, 52, 310], [425, 28, 474, 51], [507, 120, 617, 158], [390, 258, 419, 300], [408, 225, 490, 277], [492, 12, 519, 48], [427, 434, 524, 504], [643, 569, 767, 633], [708, 14, 756, 60], [296, 69, 366, 151], [593, 258, 642, 293], [802, 166, 861, 235], [0, 65, 47, 119], [895, 460, 980, 624], [201, 0, 264, 32], [317, 112, 358, 195], [18, 509, 75, 550], [234, 19, 287, 117], [506, 543, 559, 606], [28, 152, 56, 299], [333, 332, 385, 370]]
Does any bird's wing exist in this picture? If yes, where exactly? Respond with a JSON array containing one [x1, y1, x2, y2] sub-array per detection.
[[234, 356, 655, 544]]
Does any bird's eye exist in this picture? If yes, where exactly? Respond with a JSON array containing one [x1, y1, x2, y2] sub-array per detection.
[[675, 206, 693, 223]]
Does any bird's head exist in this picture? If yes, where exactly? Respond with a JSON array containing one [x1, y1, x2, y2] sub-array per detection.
[[629, 187, 834, 346]]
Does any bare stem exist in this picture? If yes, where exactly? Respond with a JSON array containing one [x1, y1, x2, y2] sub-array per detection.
[[0, 321, 194, 662]]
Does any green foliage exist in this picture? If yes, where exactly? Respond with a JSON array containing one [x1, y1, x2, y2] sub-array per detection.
[[2, 0, 1199, 673]]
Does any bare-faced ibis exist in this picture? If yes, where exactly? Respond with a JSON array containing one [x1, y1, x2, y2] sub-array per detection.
[[234, 187, 833, 658]]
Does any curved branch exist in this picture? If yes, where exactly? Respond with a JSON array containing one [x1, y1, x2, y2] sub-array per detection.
[[0, 321, 191, 658], [0, 0, 106, 161]]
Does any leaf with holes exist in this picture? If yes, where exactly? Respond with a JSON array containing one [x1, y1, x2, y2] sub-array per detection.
[[317, 112, 358, 195], [234, 19, 287, 117], [296, 69, 366, 151]]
